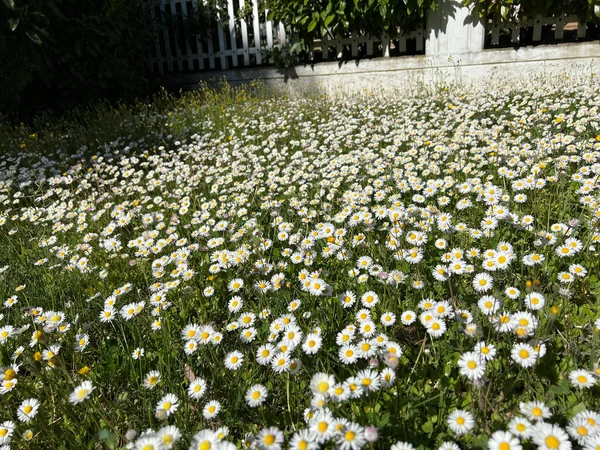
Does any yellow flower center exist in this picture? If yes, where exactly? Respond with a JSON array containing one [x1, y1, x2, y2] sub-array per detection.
[[77, 389, 88, 398], [545, 436, 559, 449]]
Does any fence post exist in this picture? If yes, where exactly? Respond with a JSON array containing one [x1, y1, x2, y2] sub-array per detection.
[[426, 0, 486, 57]]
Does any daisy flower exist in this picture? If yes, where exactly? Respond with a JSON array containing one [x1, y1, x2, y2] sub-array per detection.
[[474, 342, 497, 361], [143, 370, 161, 389], [245, 384, 268, 408], [511, 343, 538, 368], [224, 351, 244, 370], [569, 369, 596, 389], [157, 425, 181, 449], [0, 421, 15, 445], [487, 431, 522, 450], [531, 423, 572, 450], [202, 400, 222, 420], [310, 372, 335, 396], [69, 381, 94, 404], [256, 427, 284, 450], [336, 422, 366, 450], [289, 430, 319, 450], [520, 401, 552, 422], [508, 416, 533, 438], [458, 352, 486, 380], [17, 398, 40, 423], [155, 393, 178, 417], [447, 409, 475, 435], [401, 311, 417, 325], [473, 272, 493, 292], [438, 442, 461, 450], [187, 378, 207, 400], [391, 442, 416, 450]]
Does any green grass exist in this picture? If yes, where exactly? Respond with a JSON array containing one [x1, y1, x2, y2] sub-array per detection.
[[0, 74, 599, 450]]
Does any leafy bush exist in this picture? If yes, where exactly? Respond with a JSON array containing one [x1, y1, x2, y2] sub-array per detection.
[[263, 0, 436, 55], [0, 0, 154, 116], [466, 0, 600, 22]]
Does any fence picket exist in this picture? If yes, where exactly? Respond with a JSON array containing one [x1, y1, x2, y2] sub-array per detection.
[[322, 36, 329, 59], [239, 0, 250, 65], [415, 29, 424, 52], [216, 19, 228, 69], [251, 0, 262, 64], [491, 22, 500, 46], [382, 33, 390, 57], [278, 23, 286, 46], [148, 1, 164, 75], [159, 0, 174, 72], [398, 34, 407, 54], [351, 32, 358, 57], [227, 0, 239, 66], [179, 0, 195, 70], [532, 15, 542, 41], [511, 23, 520, 44], [555, 14, 565, 40], [170, 0, 184, 71]]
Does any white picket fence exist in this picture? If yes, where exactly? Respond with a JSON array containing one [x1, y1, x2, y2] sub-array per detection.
[[487, 14, 587, 47], [146, 0, 597, 76], [147, 0, 425, 75]]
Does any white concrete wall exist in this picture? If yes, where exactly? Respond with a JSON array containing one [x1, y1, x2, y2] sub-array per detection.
[[164, 1, 600, 94]]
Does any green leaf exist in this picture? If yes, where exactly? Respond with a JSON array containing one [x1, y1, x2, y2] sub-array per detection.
[[7, 17, 19, 31], [422, 421, 433, 433], [324, 13, 335, 26], [97, 429, 117, 450], [307, 18, 318, 32], [2, 0, 14, 10], [26, 31, 42, 45]]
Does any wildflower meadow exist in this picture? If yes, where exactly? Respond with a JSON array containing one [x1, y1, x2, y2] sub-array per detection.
[[1, 75, 600, 450]]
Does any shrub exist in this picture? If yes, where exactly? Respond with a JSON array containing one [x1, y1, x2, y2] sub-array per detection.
[[0, 0, 155, 116], [263, 0, 436, 55]]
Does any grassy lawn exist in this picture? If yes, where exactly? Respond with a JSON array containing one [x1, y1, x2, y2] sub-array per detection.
[[0, 75, 600, 450]]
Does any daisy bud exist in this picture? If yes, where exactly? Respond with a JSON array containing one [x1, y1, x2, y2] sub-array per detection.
[[125, 429, 138, 441], [364, 426, 378, 443]]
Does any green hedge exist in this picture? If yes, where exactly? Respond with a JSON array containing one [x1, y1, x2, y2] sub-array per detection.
[[0, 0, 154, 116], [264, 0, 436, 55]]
